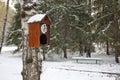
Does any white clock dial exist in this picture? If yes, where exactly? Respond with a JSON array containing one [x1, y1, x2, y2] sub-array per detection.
[[41, 24, 47, 34]]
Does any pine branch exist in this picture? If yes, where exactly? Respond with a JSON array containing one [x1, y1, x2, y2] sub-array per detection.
[[88, 13, 113, 26]]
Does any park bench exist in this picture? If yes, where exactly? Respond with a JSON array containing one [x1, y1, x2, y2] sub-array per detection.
[[72, 57, 102, 64]]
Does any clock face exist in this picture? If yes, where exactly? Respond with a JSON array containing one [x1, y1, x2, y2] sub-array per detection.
[[41, 24, 47, 34]]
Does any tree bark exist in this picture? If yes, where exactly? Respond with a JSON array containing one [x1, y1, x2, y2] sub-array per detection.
[[112, 0, 119, 63], [63, 47, 67, 58], [106, 40, 110, 55], [86, 42, 91, 57], [79, 44, 83, 56], [42, 48, 46, 60], [20, 0, 42, 80], [86, 47, 91, 57], [0, 0, 9, 53]]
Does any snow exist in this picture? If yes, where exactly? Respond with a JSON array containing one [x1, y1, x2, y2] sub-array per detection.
[[27, 14, 46, 23], [0, 46, 120, 80], [32, 0, 38, 3], [24, 3, 33, 7], [0, 46, 22, 80]]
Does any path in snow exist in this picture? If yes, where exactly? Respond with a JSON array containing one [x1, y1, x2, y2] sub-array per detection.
[[41, 61, 120, 80]]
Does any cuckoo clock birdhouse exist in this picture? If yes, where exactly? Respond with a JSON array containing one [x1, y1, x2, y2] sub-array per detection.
[[27, 14, 51, 48]]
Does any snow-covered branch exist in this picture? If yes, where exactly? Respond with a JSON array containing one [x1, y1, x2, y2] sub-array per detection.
[[102, 21, 113, 32], [88, 13, 113, 26]]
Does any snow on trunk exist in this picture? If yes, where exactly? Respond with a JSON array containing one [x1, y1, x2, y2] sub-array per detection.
[[20, 1, 42, 80]]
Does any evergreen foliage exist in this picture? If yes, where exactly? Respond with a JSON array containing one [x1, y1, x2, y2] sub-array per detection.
[[37, 0, 93, 54], [6, 3, 22, 52], [4, 0, 120, 62]]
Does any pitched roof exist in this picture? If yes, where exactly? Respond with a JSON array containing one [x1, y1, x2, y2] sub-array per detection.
[[27, 14, 46, 23]]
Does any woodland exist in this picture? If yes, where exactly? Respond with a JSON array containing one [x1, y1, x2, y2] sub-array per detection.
[[4, 0, 120, 63], [0, 0, 120, 80]]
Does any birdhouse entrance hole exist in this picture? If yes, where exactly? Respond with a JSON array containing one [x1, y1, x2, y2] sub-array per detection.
[[40, 34, 47, 45]]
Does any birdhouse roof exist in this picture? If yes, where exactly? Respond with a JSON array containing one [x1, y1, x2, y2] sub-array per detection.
[[27, 14, 46, 23]]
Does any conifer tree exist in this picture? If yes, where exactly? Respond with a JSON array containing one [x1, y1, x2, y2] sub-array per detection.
[[6, 3, 22, 52], [38, 0, 93, 58]]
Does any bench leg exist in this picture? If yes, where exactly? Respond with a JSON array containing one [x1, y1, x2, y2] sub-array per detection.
[[96, 60, 101, 64]]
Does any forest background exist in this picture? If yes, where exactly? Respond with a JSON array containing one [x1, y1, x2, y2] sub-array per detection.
[[0, 0, 120, 63]]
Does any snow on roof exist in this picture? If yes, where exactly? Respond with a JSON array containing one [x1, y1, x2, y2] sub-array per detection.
[[27, 14, 46, 23]]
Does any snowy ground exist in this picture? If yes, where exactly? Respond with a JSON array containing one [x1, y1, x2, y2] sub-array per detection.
[[0, 46, 120, 80]]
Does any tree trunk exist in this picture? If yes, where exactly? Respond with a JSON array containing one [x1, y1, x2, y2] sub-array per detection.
[[84, 45, 87, 53], [86, 47, 91, 57], [112, 0, 119, 63], [20, 0, 42, 80], [106, 40, 110, 55], [43, 48, 46, 60], [0, 0, 9, 53], [21, 45, 42, 80], [63, 47, 67, 58], [86, 43, 91, 57], [79, 44, 83, 56], [79, 49, 83, 56]]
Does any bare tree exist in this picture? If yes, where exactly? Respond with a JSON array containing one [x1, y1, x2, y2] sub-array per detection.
[[0, 0, 9, 53]]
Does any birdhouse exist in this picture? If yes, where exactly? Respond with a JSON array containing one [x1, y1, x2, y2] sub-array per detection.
[[27, 14, 51, 48]]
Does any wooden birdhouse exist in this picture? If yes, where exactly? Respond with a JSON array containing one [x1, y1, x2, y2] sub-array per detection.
[[27, 14, 51, 48]]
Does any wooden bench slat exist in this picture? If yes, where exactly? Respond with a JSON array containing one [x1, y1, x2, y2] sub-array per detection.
[[72, 57, 102, 64]]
